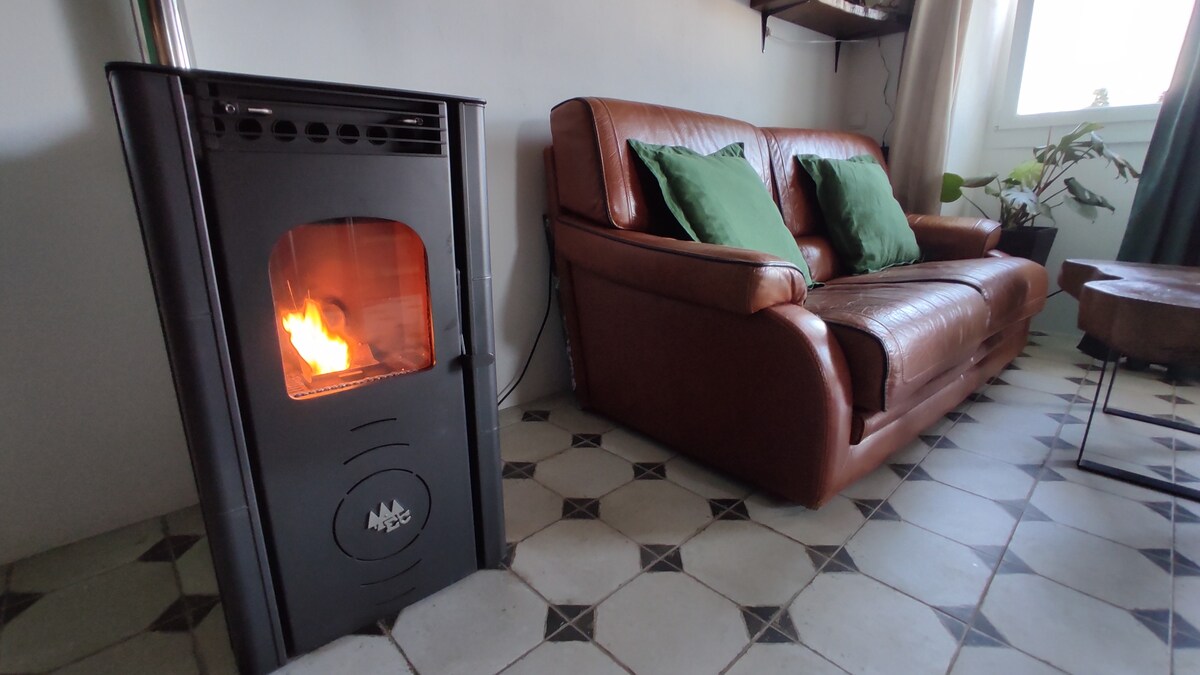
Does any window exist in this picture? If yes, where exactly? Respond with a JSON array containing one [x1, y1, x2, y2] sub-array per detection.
[[1004, 0, 1192, 124]]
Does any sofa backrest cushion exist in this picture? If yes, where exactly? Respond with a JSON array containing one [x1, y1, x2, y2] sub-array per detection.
[[550, 97, 775, 232], [764, 129, 888, 282]]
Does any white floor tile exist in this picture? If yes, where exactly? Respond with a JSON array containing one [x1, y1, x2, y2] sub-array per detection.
[[725, 643, 846, 675], [534, 447, 632, 498], [1008, 520, 1171, 610], [500, 423, 574, 463], [950, 646, 1064, 675], [511, 520, 640, 605], [52, 632, 199, 675], [789, 572, 960, 675], [502, 479, 563, 542], [600, 481, 712, 545], [176, 538, 218, 596], [1029, 481, 1172, 549], [594, 572, 745, 675], [546, 406, 616, 435], [0, 562, 179, 672], [391, 570, 545, 675], [501, 642, 627, 675], [745, 494, 865, 547], [274, 635, 410, 675], [888, 481, 1017, 547], [844, 520, 992, 609], [942, 422, 1051, 466], [665, 456, 752, 499], [193, 608, 238, 675], [681, 521, 817, 606], [839, 463, 903, 501], [164, 506, 205, 536], [919, 448, 1036, 501], [600, 428, 675, 463], [980, 574, 1169, 675], [8, 519, 163, 593]]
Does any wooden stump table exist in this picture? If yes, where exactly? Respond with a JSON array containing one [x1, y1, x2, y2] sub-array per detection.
[[1059, 259, 1200, 500]]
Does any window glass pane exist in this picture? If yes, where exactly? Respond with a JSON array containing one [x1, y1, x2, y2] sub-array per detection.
[[1017, 0, 1192, 115], [268, 217, 434, 399]]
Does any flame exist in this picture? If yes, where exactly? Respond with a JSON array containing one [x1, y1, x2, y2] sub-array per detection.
[[281, 298, 350, 375]]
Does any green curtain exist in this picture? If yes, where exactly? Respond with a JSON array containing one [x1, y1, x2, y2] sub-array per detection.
[[1117, 1, 1200, 265]]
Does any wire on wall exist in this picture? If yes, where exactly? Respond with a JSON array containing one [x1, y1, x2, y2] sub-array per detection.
[[497, 262, 553, 407], [879, 36, 896, 147]]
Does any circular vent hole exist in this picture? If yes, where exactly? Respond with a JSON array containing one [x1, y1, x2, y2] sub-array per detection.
[[306, 122, 330, 143], [366, 126, 388, 145], [338, 124, 360, 145], [272, 120, 298, 142], [237, 119, 262, 140]]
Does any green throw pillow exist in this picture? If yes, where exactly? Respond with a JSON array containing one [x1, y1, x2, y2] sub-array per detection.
[[796, 154, 920, 274], [629, 139, 813, 286]]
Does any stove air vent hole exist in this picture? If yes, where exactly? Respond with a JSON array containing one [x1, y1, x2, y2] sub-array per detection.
[[237, 118, 262, 140], [272, 120, 298, 142], [338, 124, 360, 145], [306, 122, 330, 143], [366, 126, 388, 146]]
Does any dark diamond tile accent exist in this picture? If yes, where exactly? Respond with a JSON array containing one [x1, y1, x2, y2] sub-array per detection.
[[991, 377, 1011, 386], [0, 591, 43, 628], [889, 462, 933, 481], [502, 543, 516, 569], [1004, 363, 1021, 371], [966, 393, 995, 403], [935, 611, 968, 641], [963, 629, 1005, 647], [889, 463, 916, 478], [852, 499, 881, 518], [1151, 436, 1175, 450], [640, 545, 683, 572], [139, 534, 201, 562], [709, 499, 750, 520], [545, 604, 593, 642], [633, 462, 667, 480], [1016, 464, 1043, 479], [851, 499, 900, 521], [1178, 504, 1200, 524], [1046, 412, 1085, 425], [571, 433, 603, 448], [1145, 501, 1174, 521], [906, 466, 934, 481], [945, 411, 979, 423], [1029, 330, 1048, 337], [1022, 503, 1053, 522], [1055, 393, 1082, 403], [1138, 549, 1173, 574], [1065, 376, 1099, 386], [820, 547, 858, 573], [1039, 467, 1067, 482], [1176, 552, 1200, 577], [1155, 413, 1196, 425], [996, 500, 1026, 520], [1131, 609, 1171, 644], [741, 606, 774, 637], [150, 594, 219, 632], [1033, 435, 1076, 450], [997, 550, 1035, 575], [937, 604, 976, 624], [1179, 467, 1200, 483], [971, 612, 1009, 645], [522, 410, 551, 422], [1175, 613, 1200, 647], [971, 545, 1004, 568], [740, 606, 799, 643], [806, 546, 835, 568], [919, 435, 959, 449], [502, 461, 537, 479], [562, 498, 600, 520], [1156, 394, 1194, 405]]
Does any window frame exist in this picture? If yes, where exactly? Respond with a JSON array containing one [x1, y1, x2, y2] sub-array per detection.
[[995, 0, 1171, 130]]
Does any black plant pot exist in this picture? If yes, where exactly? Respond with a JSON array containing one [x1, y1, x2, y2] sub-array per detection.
[[997, 226, 1058, 265]]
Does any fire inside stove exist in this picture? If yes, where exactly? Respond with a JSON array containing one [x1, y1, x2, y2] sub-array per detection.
[[268, 217, 434, 399]]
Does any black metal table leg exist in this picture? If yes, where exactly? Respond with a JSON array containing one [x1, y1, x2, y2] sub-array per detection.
[[1076, 350, 1200, 501]]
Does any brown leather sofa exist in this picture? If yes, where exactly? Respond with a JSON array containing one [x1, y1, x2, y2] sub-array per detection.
[[544, 97, 1048, 507]]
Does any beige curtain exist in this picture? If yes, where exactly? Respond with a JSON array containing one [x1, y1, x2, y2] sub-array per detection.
[[889, 0, 974, 214]]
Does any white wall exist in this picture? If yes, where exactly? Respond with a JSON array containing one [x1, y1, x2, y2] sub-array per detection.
[[184, 0, 845, 407], [0, 0, 196, 564], [836, 33, 904, 147], [1, 1, 852, 560]]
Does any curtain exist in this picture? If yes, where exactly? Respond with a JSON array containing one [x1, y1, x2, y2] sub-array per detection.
[[888, 0, 974, 215], [1117, 0, 1200, 266]]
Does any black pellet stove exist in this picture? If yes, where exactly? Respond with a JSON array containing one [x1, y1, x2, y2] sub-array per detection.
[[107, 63, 504, 673]]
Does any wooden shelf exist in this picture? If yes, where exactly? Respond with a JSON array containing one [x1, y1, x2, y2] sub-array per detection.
[[753, 0, 910, 41]]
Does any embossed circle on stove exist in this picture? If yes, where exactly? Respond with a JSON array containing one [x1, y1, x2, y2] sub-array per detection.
[[333, 469, 431, 561]]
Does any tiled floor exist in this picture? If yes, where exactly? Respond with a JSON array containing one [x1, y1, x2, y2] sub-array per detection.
[[2, 332, 1198, 674]]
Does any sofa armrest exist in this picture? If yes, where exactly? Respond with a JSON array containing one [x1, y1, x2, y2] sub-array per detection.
[[907, 214, 1001, 261], [554, 217, 809, 313]]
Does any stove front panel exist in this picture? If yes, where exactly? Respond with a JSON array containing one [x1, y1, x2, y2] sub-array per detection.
[[200, 128, 477, 651]]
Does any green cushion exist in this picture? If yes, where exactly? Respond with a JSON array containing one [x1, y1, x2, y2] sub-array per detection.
[[629, 139, 813, 286], [796, 154, 921, 274]]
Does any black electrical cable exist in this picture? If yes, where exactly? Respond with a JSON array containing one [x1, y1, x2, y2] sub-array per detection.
[[498, 265, 553, 406], [1046, 289, 1064, 299]]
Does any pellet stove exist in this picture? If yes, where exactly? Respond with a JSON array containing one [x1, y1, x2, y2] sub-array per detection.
[[107, 63, 504, 673]]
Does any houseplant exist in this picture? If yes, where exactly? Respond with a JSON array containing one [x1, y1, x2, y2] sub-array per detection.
[[940, 122, 1140, 265]]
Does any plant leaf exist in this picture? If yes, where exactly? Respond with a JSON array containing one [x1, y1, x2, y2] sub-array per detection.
[[1059, 122, 1104, 146], [961, 174, 998, 188], [1036, 201, 1055, 223], [1008, 160, 1044, 188], [941, 172, 965, 203], [1065, 196, 1099, 221], [1000, 186, 1040, 212], [1064, 177, 1115, 211]]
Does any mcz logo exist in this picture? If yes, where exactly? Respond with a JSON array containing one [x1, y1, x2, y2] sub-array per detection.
[[367, 499, 412, 533]]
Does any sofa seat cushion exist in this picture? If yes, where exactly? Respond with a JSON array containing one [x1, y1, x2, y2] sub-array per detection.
[[806, 282, 990, 412], [824, 257, 1048, 333]]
